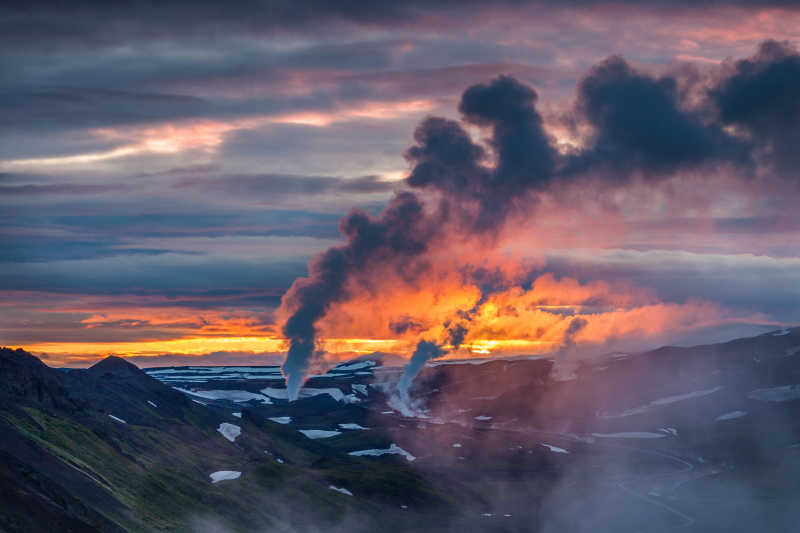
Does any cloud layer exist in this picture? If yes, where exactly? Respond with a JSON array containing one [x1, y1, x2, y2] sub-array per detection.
[[2, 3, 799, 368]]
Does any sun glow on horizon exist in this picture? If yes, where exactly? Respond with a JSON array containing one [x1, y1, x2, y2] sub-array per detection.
[[14, 334, 561, 367]]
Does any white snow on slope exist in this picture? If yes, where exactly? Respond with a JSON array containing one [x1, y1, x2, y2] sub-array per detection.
[[541, 443, 569, 453], [299, 429, 341, 439], [147, 400, 157, 408], [108, 414, 127, 424], [599, 386, 722, 418], [149, 367, 284, 383], [747, 385, 800, 402], [474, 415, 493, 421], [773, 329, 791, 336], [268, 416, 292, 424], [217, 423, 241, 442], [338, 423, 368, 430], [149, 366, 280, 374], [716, 410, 747, 421], [328, 485, 353, 496], [591, 432, 666, 439], [173, 387, 272, 404], [232, 412, 242, 418], [261, 387, 358, 403], [334, 361, 376, 372], [348, 443, 416, 461], [352, 384, 368, 396], [210, 471, 241, 483]]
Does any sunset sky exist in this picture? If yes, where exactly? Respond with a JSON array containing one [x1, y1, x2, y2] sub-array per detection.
[[3, 1, 800, 369]]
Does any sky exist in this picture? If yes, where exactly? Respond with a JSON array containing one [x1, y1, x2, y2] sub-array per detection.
[[2, 1, 800, 370]]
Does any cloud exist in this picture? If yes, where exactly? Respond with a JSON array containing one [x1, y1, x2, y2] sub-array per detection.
[[174, 173, 398, 198], [406, 75, 558, 232], [4, 1, 800, 50], [0, 183, 129, 196], [566, 56, 749, 176], [711, 39, 800, 177]]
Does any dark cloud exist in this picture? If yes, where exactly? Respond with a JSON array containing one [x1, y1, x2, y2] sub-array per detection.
[[711, 40, 800, 177], [446, 323, 468, 348], [175, 173, 397, 197], [407, 75, 557, 232], [390, 317, 426, 336], [0, 183, 128, 196], [3, 1, 799, 49], [2, 210, 343, 240], [0, 236, 193, 263], [0, 88, 210, 134], [567, 56, 748, 176], [0, 254, 303, 301], [459, 75, 557, 191]]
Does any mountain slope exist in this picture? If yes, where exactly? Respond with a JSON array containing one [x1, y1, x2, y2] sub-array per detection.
[[0, 348, 483, 533]]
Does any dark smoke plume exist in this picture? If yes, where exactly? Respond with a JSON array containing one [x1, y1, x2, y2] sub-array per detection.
[[280, 42, 800, 396], [281, 192, 437, 398], [281, 77, 559, 396], [711, 39, 800, 177]]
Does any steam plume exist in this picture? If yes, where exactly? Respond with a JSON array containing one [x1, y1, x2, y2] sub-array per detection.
[[391, 340, 444, 416]]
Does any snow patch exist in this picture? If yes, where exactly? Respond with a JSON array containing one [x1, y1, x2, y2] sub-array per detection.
[[334, 361, 376, 372], [268, 416, 292, 424], [174, 387, 271, 404], [716, 410, 747, 421], [591, 432, 666, 439], [541, 443, 569, 453], [261, 386, 356, 403], [108, 414, 127, 424], [352, 384, 368, 396], [338, 423, 368, 430], [474, 415, 493, 421], [349, 443, 415, 461], [328, 485, 353, 496], [217, 423, 241, 442], [209, 470, 241, 483], [748, 384, 800, 402], [452, 443, 462, 448], [599, 387, 722, 418], [232, 412, 242, 418], [773, 329, 791, 336], [299, 429, 341, 439], [147, 400, 157, 408]]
